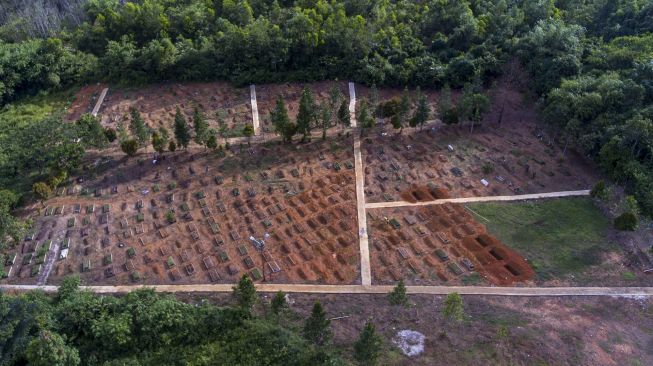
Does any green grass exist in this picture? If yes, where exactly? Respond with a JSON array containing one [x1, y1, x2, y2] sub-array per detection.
[[0, 90, 75, 133], [468, 197, 616, 282]]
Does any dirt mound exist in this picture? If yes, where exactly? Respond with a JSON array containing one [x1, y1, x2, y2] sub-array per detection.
[[400, 185, 451, 203]]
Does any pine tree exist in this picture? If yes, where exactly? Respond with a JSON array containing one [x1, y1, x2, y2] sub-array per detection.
[[168, 140, 177, 152], [296, 87, 315, 142], [243, 124, 254, 145], [193, 107, 209, 146], [206, 133, 218, 150], [337, 99, 350, 129], [369, 83, 380, 116], [271, 96, 295, 143], [358, 99, 374, 128], [174, 107, 191, 149], [388, 280, 408, 306], [129, 107, 149, 145], [411, 89, 430, 130], [233, 274, 257, 311], [303, 301, 331, 345], [398, 87, 411, 132], [438, 84, 459, 125], [151, 131, 165, 154], [354, 321, 382, 365], [459, 81, 490, 133]]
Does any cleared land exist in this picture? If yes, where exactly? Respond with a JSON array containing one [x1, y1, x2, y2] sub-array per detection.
[[3, 137, 359, 286], [469, 198, 649, 286]]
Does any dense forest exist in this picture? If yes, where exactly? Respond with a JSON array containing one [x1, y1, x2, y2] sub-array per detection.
[[0, 2, 652, 236], [0, 275, 358, 365]]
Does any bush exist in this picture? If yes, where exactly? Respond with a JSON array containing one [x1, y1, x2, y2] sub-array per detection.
[[614, 212, 638, 231], [441, 107, 459, 124], [590, 180, 608, 200], [120, 139, 139, 156], [482, 162, 494, 174], [378, 98, 401, 118], [388, 280, 408, 306]]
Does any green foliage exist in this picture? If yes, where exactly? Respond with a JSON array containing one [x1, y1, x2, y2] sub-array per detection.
[[192, 107, 209, 146], [337, 99, 350, 128], [120, 139, 139, 157], [32, 181, 52, 202], [614, 212, 638, 231], [168, 140, 177, 152], [388, 280, 408, 306], [442, 293, 464, 322], [354, 321, 382, 365], [379, 98, 401, 118], [151, 131, 165, 154], [104, 127, 117, 142], [232, 274, 257, 311], [242, 124, 254, 139], [411, 88, 430, 129], [76, 114, 107, 148], [173, 107, 190, 149], [590, 180, 608, 200], [303, 301, 331, 346], [271, 96, 296, 143], [459, 82, 490, 132], [26, 330, 80, 366], [206, 133, 218, 150], [129, 107, 149, 145], [296, 87, 315, 141], [271, 291, 287, 316], [357, 99, 374, 128]]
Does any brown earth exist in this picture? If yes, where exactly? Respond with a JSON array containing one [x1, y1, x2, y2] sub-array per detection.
[[66, 83, 106, 121], [3, 137, 359, 286], [367, 201, 534, 286]]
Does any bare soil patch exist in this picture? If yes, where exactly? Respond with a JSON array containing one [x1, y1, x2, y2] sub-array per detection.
[[367, 202, 534, 286]]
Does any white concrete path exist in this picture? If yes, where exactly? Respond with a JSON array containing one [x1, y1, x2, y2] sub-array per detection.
[[91, 88, 108, 117], [250, 85, 260, 135], [365, 190, 591, 209], [3, 283, 653, 297], [348, 82, 357, 127], [354, 133, 372, 285]]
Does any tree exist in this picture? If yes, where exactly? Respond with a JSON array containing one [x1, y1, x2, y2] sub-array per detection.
[[104, 127, 117, 142], [316, 102, 333, 140], [337, 99, 350, 129], [76, 114, 107, 148], [174, 107, 191, 149], [57, 275, 81, 301], [358, 99, 374, 128], [0, 189, 25, 241], [303, 301, 330, 346], [129, 107, 149, 145], [168, 140, 177, 152], [438, 84, 459, 125], [369, 84, 380, 116], [32, 182, 51, 205], [151, 132, 164, 154], [271, 96, 295, 143], [26, 330, 80, 366], [354, 321, 382, 365], [614, 212, 638, 231], [442, 292, 464, 321], [388, 280, 408, 306], [459, 83, 490, 133], [398, 87, 411, 132], [242, 124, 254, 145], [206, 133, 218, 150], [271, 291, 287, 317], [590, 180, 609, 200], [120, 139, 139, 157], [410, 88, 430, 130], [296, 87, 315, 142], [233, 274, 257, 311], [193, 107, 209, 146]]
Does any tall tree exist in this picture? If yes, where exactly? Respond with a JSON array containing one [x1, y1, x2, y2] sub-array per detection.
[[271, 96, 295, 143], [303, 301, 331, 346], [129, 107, 149, 145], [316, 102, 332, 140], [296, 87, 315, 142], [354, 321, 382, 365], [438, 84, 459, 125], [337, 99, 350, 129], [358, 99, 374, 128], [174, 107, 191, 149], [398, 87, 411, 132], [459, 83, 490, 133], [151, 131, 165, 154], [76, 114, 107, 148], [233, 274, 257, 311], [369, 84, 380, 116], [411, 88, 430, 130], [193, 107, 209, 146]]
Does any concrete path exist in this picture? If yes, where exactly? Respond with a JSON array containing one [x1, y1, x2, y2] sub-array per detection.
[[349, 82, 357, 127], [365, 190, 591, 209], [91, 88, 108, 117], [250, 85, 260, 135], [353, 133, 372, 285], [36, 242, 59, 286], [3, 283, 653, 297]]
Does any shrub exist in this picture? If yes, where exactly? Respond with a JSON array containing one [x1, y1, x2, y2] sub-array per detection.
[[388, 280, 408, 306], [378, 98, 401, 118], [441, 107, 459, 124], [614, 212, 638, 231], [590, 180, 608, 200], [482, 162, 494, 174]]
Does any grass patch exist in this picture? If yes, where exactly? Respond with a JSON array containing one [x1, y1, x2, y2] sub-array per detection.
[[468, 197, 615, 282], [0, 90, 75, 133]]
